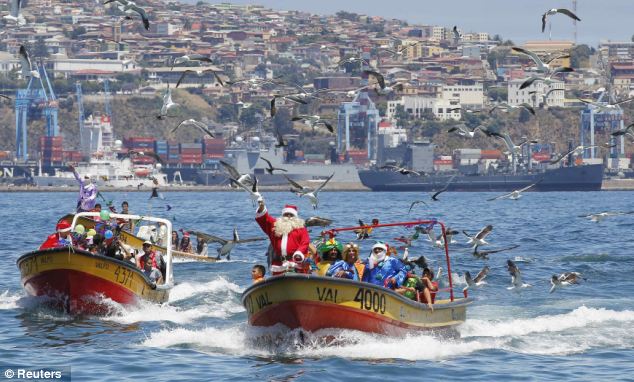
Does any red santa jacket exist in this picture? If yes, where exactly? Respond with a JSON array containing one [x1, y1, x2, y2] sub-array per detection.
[[256, 207, 310, 261], [39, 233, 73, 250]]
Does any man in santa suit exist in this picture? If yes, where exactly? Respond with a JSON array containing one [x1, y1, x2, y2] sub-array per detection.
[[40, 220, 74, 250], [256, 199, 310, 275]]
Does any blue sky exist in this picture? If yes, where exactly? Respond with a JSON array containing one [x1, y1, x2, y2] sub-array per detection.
[[218, 0, 634, 46]]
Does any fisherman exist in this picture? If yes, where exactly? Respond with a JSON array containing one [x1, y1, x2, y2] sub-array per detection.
[[326, 242, 362, 280], [69, 164, 98, 213], [40, 220, 74, 249], [362, 241, 407, 288], [256, 198, 310, 275]]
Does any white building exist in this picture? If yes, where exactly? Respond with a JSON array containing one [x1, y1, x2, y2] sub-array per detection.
[[508, 78, 565, 108], [442, 83, 484, 109], [387, 95, 461, 121], [51, 57, 138, 77]]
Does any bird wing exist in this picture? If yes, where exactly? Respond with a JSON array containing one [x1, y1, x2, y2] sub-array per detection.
[[270, 97, 277, 117], [305, 217, 333, 227], [322, 121, 334, 133], [519, 103, 536, 115], [235, 237, 267, 244], [545, 53, 570, 64], [188, 230, 227, 245], [364, 70, 385, 89], [18, 45, 32, 73], [475, 225, 493, 240], [188, 54, 212, 63], [473, 266, 490, 283], [464, 271, 473, 286], [212, 72, 225, 87], [487, 191, 513, 201], [613, 98, 634, 106], [512, 46, 545, 69], [291, 116, 305, 122], [259, 157, 273, 169], [517, 179, 542, 193], [192, 120, 215, 137], [283, 174, 306, 190], [175, 70, 191, 88], [219, 160, 241, 179], [519, 77, 540, 90], [480, 244, 520, 256], [230, 177, 257, 197], [556, 8, 581, 21], [129, 4, 149, 30], [313, 172, 334, 194]]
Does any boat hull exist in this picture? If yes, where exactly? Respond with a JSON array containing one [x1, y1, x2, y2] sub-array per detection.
[[359, 164, 604, 192], [242, 274, 472, 336], [17, 248, 169, 314]]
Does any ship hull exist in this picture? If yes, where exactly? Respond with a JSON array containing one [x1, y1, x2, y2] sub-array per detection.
[[359, 164, 604, 192]]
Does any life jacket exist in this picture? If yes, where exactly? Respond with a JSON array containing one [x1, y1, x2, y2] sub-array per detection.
[[140, 251, 158, 269]]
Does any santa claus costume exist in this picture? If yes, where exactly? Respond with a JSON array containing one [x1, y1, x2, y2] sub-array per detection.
[[40, 220, 74, 250], [256, 204, 310, 275]]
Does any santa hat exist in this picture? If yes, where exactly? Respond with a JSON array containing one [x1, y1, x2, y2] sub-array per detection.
[[281, 204, 298, 217], [56, 220, 72, 233]]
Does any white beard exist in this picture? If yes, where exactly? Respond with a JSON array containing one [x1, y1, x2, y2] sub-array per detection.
[[369, 250, 386, 269], [273, 216, 305, 237]]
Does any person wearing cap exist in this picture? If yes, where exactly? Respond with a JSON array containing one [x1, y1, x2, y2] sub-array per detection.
[[40, 220, 75, 250], [362, 241, 407, 288], [137, 241, 163, 284], [256, 198, 310, 275], [326, 242, 362, 281], [179, 232, 194, 253], [69, 164, 98, 213]]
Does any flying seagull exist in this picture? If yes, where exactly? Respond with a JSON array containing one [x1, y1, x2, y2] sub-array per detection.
[[220, 160, 252, 188], [3, 0, 26, 25], [18, 46, 40, 79], [472, 244, 519, 260], [171, 119, 214, 137], [611, 123, 634, 138], [292, 115, 334, 133], [512, 46, 571, 73], [408, 200, 428, 214], [380, 164, 421, 176], [464, 265, 489, 291], [104, 0, 149, 30], [175, 69, 220, 88], [497, 133, 538, 156], [270, 94, 307, 117], [187, 228, 266, 260], [283, 175, 310, 194], [125, 149, 164, 165], [542, 8, 581, 33], [431, 174, 457, 201], [448, 124, 484, 138], [231, 175, 261, 206], [489, 102, 535, 115], [259, 157, 287, 174], [305, 216, 333, 227], [379, 43, 415, 58], [274, 128, 287, 148], [550, 272, 584, 293], [337, 56, 369, 68], [507, 259, 531, 289], [463, 225, 493, 247], [171, 54, 213, 69], [579, 211, 634, 222], [549, 145, 597, 165], [290, 173, 334, 209], [156, 85, 178, 119], [578, 98, 634, 112], [487, 180, 541, 201], [452, 26, 461, 45], [519, 67, 575, 90]]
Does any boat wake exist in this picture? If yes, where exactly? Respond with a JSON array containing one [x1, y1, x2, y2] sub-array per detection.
[[140, 306, 634, 359], [0, 290, 23, 310]]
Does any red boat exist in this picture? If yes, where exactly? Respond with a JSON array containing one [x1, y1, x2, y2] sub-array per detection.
[[242, 219, 473, 336], [17, 212, 175, 314]]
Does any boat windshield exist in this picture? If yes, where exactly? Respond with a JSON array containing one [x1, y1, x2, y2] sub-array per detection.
[[322, 219, 456, 301], [70, 212, 174, 287]]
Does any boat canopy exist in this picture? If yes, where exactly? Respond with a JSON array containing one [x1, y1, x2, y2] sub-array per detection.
[[71, 212, 174, 287]]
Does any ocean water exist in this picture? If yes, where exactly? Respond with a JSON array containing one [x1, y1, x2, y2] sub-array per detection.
[[1, 190, 634, 381]]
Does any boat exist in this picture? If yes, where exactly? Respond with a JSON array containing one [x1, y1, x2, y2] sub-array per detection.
[[241, 220, 473, 336], [359, 164, 604, 192], [17, 212, 175, 314]]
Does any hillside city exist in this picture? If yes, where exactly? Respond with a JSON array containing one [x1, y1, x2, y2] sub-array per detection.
[[0, 0, 632, 170]]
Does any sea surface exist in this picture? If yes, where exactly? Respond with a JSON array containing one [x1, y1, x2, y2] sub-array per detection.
[[1, 191, 633, 381]]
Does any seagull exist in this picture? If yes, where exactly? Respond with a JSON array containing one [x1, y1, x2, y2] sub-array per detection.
[[187, 228, 266, 260], [519, 67, 575, 90], [259, 157, 287, 174], [380, 164, 421, 176], [463, 225, 493, 247], [171, 54, 213, 69], [354, 219, 379, 240], [448, 124, 484, 138], [270, 94, 307, 117], [452, 26, 461, 45], [424, 225, 445, 248], [3, 0, 26, 25], [0, 94, 12, 102], [489, 102, 535, 115], [292, 173, 334, 209], [171, 119, 214, 137], [472, 244, 519, 260], [104, 0, 149, 30], [379, 43, 415, 58], [364, 70, 386, 89], [549, 145, 597, 165], [579, 98, 634, 112], [542, 8, 581, 33], [18, 46, 40, 79], [507, 259, 531, 289], [512, 46, 571, 73], [408, 200, 428, 214], [305, 216, 333, 227], [487, 180, 541, 201], [283, 174, 310, 194], [220, 160, 252, 187], [225, 77, 279, 87], [230, 175, 261, 206], [611, 123, 634, 138], [550, 272, 584, 293], [464, 266, 489, 291], [157, 85, 178, 119], [175, 69, 220, 88], [337, 56, 369, 68], [497, 133, 538, 156], [149, 186, 164, 200], [124, 149, 164, 165], [274, 128, 287, 148], [431, 174, 456, 201], [579, 211, 634, 222], [291, 115, 334, 133]]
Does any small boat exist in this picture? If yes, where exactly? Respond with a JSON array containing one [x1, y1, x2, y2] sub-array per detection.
[[242, 219, 473, 336], [17, 212, 175, 314]]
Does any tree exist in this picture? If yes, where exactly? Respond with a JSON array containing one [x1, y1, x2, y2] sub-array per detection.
[[518, 108, 532, 123], [32, 38, 49, 59], [570, 44, 594, 68], [218, 103, 236, 123], [239, 106, 262, 128]]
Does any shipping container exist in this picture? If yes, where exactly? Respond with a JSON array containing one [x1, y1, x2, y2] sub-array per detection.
[[480, 150, 502, 159], [204, 153, 224, 159], [0, 151, 11, 160]]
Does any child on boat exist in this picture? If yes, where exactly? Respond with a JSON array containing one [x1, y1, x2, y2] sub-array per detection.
[[252, 265, 266, 284]]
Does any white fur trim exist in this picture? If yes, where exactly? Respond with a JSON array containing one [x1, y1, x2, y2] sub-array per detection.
[[292, 251, 304, 262], [255, 205, 267, 218], [281, 207, 298, 217], [271, 264, 289, 273], [280, 233, 288, 258], [57, 227, 72, 233]]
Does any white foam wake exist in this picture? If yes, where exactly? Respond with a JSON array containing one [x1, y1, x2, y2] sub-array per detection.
[[0, 290, 23, 310], [169, 277, 243, 302]]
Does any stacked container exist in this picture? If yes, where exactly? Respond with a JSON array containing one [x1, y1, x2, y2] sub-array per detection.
[[154, 140, 169, 163], [203, 138, 225, 160], [124, 137, 155, 153], [62, 150, 84, 162], [168, 142, 180, 165], [346, 149, 368, 165], [179, 142, 203, 165], [39, 136, 63, 164]]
